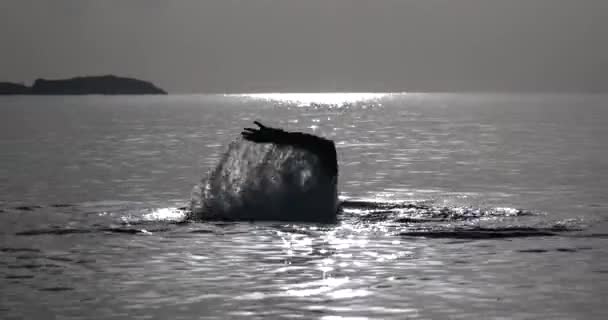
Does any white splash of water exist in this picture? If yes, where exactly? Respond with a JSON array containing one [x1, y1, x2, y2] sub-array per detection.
[[191, 139, 338, 221]]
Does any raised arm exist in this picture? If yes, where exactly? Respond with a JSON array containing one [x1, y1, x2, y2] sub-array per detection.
[[241, 121, 338, 177]]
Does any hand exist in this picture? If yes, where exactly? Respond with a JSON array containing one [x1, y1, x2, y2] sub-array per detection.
[[241, 121, 284, 143]]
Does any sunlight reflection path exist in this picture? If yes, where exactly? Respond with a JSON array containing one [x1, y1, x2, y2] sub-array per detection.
[[235, 93, 391, 107], [269, 221, 413, 300]]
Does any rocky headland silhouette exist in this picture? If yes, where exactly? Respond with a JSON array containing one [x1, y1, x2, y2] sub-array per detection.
[[0, 75, 166, 95]]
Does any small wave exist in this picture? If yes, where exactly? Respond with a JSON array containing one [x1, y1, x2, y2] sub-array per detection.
[[2, 203, 76, 213], [13, 205, 43, 211], [49, 204, 75, 208], [516, 247, 591, 253], [16, 228, 92, 236], [5, 275, 35, 279], [398, 226, 573, 239], [334, 198, 586, 239], [15, 226, 170, 236], [39, 287, 74, 292], [1, 247, 41, 253], [569, 233, 608, 239], [341, 199, 535, 223]]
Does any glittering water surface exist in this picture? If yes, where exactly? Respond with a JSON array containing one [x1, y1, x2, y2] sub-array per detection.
[[1, 94, 607, 319]]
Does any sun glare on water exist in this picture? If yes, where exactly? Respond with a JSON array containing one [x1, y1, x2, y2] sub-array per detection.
[[237, 93, 390, 107]]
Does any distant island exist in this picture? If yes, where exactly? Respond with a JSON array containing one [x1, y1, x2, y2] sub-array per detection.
[[0, 75, 167, 95]]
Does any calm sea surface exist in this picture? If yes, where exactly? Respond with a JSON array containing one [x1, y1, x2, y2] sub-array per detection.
[[1, 93, 607, 319]]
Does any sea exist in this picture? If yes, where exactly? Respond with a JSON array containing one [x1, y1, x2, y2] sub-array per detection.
[[0, 93, 606, 319]]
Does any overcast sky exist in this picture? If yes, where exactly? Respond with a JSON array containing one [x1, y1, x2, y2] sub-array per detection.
[[1, 0, 606, 93]]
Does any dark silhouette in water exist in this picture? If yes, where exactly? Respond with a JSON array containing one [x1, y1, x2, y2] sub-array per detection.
[[189, 121, 339, 222], [241, 121, 338, 178], [0, 75, 166, 95]]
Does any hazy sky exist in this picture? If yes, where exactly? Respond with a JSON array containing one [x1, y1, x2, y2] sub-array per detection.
[[1, 0, 606, 93]]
